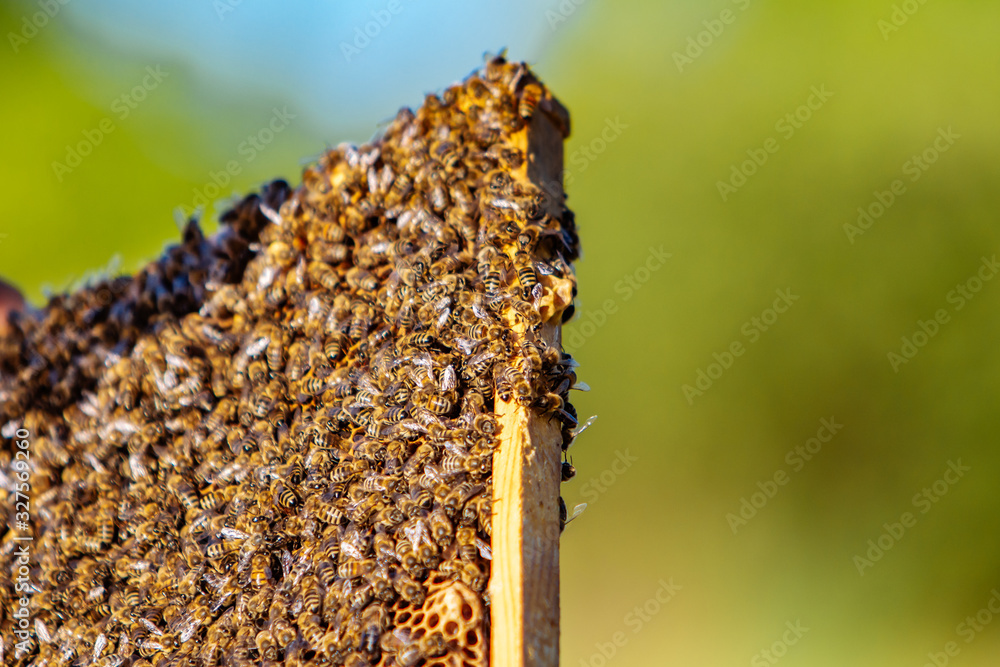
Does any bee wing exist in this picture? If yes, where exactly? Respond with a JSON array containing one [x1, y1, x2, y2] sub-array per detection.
[[34, 618, 51, 644], [219, 527, 249, 541], [475, 537, 493, 561], [570, 414, 597, 439], [245, 335, 271, 359], [453, 336, 479, 355], [567, 503, 587, 525], [439, 365, 457, 392]]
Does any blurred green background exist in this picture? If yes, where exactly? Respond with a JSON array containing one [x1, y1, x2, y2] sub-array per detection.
[[3, 1, 1000, 665]]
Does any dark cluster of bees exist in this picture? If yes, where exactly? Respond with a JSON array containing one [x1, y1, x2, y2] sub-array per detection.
[[0, 55, 580, 667]]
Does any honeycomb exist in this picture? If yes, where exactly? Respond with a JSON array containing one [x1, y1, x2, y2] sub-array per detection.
[[0, 55, 579, 667], [377, 575, 485, 667]]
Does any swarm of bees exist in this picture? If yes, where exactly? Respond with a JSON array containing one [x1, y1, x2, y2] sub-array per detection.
[[0, 54, 580, 667]]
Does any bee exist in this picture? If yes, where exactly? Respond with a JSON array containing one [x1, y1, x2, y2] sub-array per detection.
[[320, 631, 342, 660], [418, 632, 449, 659], [286, 341, 310, 381], [411, 486, 435, 512], [260, 330, 285, 374], [323, 333, 345, 361], [302, 375, 328, 396], [299, 576, 323, 613], [372, 532, 397, 564], [426, 178, 449, 213], [332, 457, 368, 484], [346, 266, 378, 292], [348, 582, 374, 611], [361, 604, 389, 653], [518, 81, 543, 119], [273, 480, 301, 513], [515, 223, 539, 249], [249, 553, 271, 587], [118, 373, 140, 410], [270, 618, 297, 649], [347, 494, 379, 524], [511, 296, 542, 326], [395, 301, 417, 330], [205, 540, 239, 560], [315, 559, 337, 588], [94, 509, 115, 546], [392, 492, 418, 519], [492, 144, 526, 170], [395, 538, 422, 577], [463, 494, 493, 536], [381, 439, 408, 469], [473, 413, 498, 436], [380, 405, 408, 424], [245, 357, 269, 387], [513, 376, 532, 404], [308, 261, 340, 290], [308, 239, 349, 265], [374, 504, 405, 530], [494, 364, 518, 402], [164, 474, 199, 511], [350, 303, 374, 339], [445, 481, 484, 516], [307, 496, 346, 526], [385, 172, 413, 207], [534, 391, 564, 415], [403, 443, 435, 477], [393, 571, 426, 605], [255, 630, 278, 661], [562, 459, 577, 481], [425, 392, 453, 416], [455, 526, 478, 562], [460, 562, 487, 592], [429, 508, 454, 546], [484, 261, 504, 294], [337, 558, 375, 580], [484, 168, 514, 197], [263, 282, 287, 309], [468, 322, 498, 340], [401, 331, 434, 349], [513, 249, 538, 295]]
